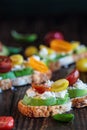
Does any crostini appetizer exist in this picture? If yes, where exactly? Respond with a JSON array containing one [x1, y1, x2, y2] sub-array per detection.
[[38, 40, 87, 71], [18, 79, 72, 117], [0, 54, 52, 91], [66, 69, 87, 108]]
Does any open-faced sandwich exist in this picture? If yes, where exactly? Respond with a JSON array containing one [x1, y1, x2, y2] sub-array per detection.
[[18, 79, 72, 117], [37, 40, 87, 71], [0, 54, 52, 91], [66, 69, 87, 108]]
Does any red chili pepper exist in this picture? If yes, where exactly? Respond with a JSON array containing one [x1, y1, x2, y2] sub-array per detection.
[[0, 116, 14, 130]]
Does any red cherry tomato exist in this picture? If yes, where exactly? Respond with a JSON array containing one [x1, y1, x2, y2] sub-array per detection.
[[44, 31, 64, 45], [0, 116, 14, 130], [66, 69, 79, 86], [0, 56, 12, 73], [32, 83, 50, 94]]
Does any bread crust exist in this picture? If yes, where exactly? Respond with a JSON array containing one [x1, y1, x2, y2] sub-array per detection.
[[18, 100, 72, 117], [0, 79, 12, 90], [71, 96, 87, 108]]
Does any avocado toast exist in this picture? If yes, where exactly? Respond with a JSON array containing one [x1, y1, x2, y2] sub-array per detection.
[[18, 79, 72, 117], [66, 69, 87, 108]]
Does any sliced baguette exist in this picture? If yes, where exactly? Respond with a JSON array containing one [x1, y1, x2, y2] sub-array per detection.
[[0, 79, 12, 90], [18, 100, 72, 117], [71, 96, 87, 108]]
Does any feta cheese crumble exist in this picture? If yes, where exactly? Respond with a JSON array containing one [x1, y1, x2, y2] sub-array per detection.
[[69, 79, 87, 89]]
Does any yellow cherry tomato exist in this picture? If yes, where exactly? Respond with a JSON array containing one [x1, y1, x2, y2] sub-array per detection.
[[24, 46, 38, 57], [71, 41, 80, 50], [50, 39, 72, 52], [76, 58, 87, 72], [50, 79, 69, 92], [10, 54, 24, 66], [29, 56, 49, 73]]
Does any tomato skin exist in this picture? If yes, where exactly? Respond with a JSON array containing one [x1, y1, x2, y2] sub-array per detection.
[[44, 31, 64, 45], [32, 83, 50, 94], [66, 69, 79, 86], [76, 58, 87, 72], [0, 116, 14, 130], [0, 56, 12, 73]]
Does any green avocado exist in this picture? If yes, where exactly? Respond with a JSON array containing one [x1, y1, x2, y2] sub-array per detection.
[[68, 89, 87, 98], [0, 45, 10, 56], [0, 71, 16, 79], [22, 94, 69, 106], [14, 67, 34, 77]]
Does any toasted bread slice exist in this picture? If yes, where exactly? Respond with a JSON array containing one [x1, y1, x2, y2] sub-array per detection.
[[32, 70, 52, 84], [18, 100, 72, 117], [0, 79, 12, 90], [71, 96, 87, 108]]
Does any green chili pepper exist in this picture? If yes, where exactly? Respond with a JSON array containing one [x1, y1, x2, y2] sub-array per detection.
[[52, 113, 74, 122], [11, 30, 38, 42]]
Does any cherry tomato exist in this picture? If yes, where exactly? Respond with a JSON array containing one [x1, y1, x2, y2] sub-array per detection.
[[10, 54, 23, 66], [50, 79, 69, 92], [32, 83, 50, 94], [24, 46, 38, 57], [0, 116, 14, 130], [0, 56, 12, 73], [66, 69, 79, 85], [44, 31, 64, 45], [76, 58, 87, 72]]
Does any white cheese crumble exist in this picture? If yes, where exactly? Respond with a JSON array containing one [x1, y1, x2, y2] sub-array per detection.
[[44, 80, 54, 87], [59, 55, 74, 66], [69, 79, 87, 89], [0, 77, 2, 80], [32, 55, 40, 61], [11, 65, 25, 71], [48, 53, 57, 59], [26, 87, 68, 99], [39, 48, 48, 57]]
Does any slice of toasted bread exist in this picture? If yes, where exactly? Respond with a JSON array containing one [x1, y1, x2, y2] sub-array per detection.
[[0, 79, 12, 90], [32, 70, 52, 84], [18, 100, 72, 117], [71, 96, 87, 108]]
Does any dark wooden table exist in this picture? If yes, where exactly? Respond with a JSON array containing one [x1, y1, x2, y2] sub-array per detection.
[[0, 16, 87, 130]]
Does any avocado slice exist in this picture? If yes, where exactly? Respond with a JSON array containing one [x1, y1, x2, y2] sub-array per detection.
[[22, 94, 69, 106], [0, 71, 16, 79], [14, 67, 33, 77], [68, 89, 87, 98], [0, 45, 10, 56]]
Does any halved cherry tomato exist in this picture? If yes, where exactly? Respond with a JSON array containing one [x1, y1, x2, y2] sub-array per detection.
[[0, 116, 14, 130], [29, 56, 49, 73], [32, 83, 50, 94], [50, 79, 69, 92], [66, 69, 79, 86], [76, 58, 87, 72], [50, 39, 73, 52], [10, 54, 23, 66], [0, 56, 12, 73]]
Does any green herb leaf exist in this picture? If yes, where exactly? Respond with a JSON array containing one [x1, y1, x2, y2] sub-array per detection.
[[11, 30, 38, 42], [52, 113, 74, 122]]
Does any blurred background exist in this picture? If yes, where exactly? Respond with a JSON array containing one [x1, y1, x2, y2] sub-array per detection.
[[0, 0, 87, 48]]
